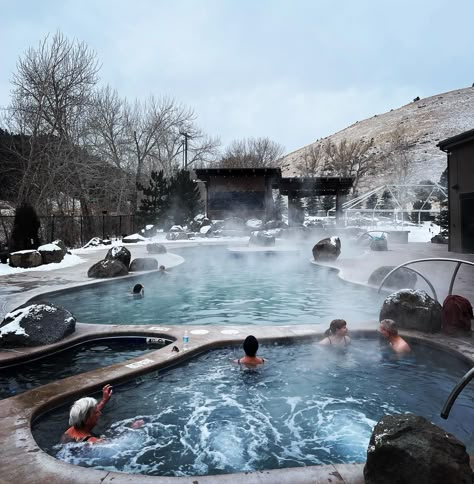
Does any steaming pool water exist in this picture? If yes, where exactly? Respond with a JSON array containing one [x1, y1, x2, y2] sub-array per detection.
[[39, 246, 385, 325], [32, 339, 474, 477]]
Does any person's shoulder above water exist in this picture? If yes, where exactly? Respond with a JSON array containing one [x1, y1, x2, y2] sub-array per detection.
[[319, 319, 351, 346], [234, 335, 265, 366]]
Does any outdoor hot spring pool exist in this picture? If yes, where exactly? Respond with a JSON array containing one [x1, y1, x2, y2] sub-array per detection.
[[32, 339, 474, 477], [38, 246, 385, 325]]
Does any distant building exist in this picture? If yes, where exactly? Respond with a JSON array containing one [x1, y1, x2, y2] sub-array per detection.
[[438, 128, 474, 253]]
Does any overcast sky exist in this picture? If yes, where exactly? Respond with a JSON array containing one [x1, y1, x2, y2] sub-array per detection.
[[1, 0, 473, 154]]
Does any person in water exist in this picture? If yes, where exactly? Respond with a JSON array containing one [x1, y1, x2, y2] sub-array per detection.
[[319, 319, 351, 346], [132, 283, 144, 297], [61, 384, 143, 444], [234, 335, 265, 366], [159, 265, 169, 274], [379, 319, 411, 354], [61, 384, 113, 443]]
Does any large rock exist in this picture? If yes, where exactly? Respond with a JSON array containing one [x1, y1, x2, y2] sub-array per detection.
[[9, 250, 42, 268], [249, 231, 276, 247], [105, 245, 131, 269], [189, 214, 211, 232], [166, 232, 188, 241], [312, 236, 341, 261], [87, 259, 129, 278], [129, 257, 159, 271], [370, 236, 388, 251], [38, 243, 64, 264], [364, 414, 473, 484], [368, 266, 418, 290], [431, 234, 448, 244], [52, 239, 68, 257], [146, 243, 167, 254], [0, 302, 76, 348], [122, 233, 146, 243], [379, 289, 442, 333]]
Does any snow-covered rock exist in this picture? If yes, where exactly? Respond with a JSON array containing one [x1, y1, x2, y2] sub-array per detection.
[[122, 233, 146, 243], [105, 245, 131, 268], [87, 259, 129, 278], [312, 237, 341, 261], [0, 302, 76, 348], [9, 250, 42, 268]]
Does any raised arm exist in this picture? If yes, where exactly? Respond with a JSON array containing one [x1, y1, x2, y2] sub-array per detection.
[[97, 383, 113, 411]]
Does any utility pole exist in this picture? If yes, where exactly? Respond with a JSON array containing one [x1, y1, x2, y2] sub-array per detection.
[[180, 131, 192, 169]]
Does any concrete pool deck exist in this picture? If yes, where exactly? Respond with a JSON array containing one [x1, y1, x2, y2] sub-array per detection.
[[0, 239, 473, 483]]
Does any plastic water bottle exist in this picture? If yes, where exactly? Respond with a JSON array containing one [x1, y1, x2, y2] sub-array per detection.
[[183, 330, 189, 351]]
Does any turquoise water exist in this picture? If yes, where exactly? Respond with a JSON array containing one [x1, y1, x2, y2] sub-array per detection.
[[41, 246, 385, 325], [32, 340, 474, 476]]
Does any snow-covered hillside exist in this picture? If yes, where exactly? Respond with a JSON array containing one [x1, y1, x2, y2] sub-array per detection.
[[281, 86, 474, 187]]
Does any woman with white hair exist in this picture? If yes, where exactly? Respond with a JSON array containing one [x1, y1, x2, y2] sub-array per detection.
[[60, 384, 113, 443]]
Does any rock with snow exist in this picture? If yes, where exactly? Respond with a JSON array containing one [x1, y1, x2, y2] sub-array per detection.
[[82, 237, 106, 249], [169, 225, 184, 233], [312, 236, 341, 261], [379, 289, 442, 333], [38, 242, 64, 264], [105, 245, 131, 269], [264, 220, 288, 230], [0, 302, 76, 348], [52, 239, 68, 257], [364, 414, 472, 484], [9, 250, 43, 268], [200, 225, 212, 235], [129, 257, 159, 272], [146, 243, 167, 254], [166, 232, 188, 241], [246, 219, 263, 230], [122, 233, 146, 243], [368, 266, 418, 289], [431, 234, 448, 244], [189, 214, 211, 232], [249, 231, 276, 247], [88, 259, 129, 278]]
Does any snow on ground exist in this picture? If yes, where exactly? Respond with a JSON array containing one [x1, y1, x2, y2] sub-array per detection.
[[0, 253, 85, 276]]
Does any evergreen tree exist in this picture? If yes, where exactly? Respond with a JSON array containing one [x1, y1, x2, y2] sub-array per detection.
[[273, 192, 286, 220], [292, 197, 305, 224], [11, 202, 41, 251], [305, 195, 319, 216], [365, 193, 378, 209], [167, 170, 203, 226], [380, 190, 394, 215], [320, 195, 334, 212], [411, 200, 433, 223], [137, 170, 169, 227], [436, 199, 449, 237]]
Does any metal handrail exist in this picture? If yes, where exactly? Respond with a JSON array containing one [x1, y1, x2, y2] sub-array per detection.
[[440, 367, 474, 419], [377, 258, 474, 302]]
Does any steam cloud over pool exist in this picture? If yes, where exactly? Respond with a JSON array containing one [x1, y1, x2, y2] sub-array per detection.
[[42, 246, 385, 325]]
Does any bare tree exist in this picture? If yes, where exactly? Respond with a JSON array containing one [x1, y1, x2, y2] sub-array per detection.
[[323, 138, 376, 193], [6, 31, 100, 219], [216, 137, 285, 168], [295, 142, 325, 177]]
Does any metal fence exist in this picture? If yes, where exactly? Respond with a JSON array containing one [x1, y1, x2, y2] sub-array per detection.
[[0, 214, 137, 249]]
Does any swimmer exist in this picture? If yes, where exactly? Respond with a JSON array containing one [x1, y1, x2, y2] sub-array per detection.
[[379, 319, 411, 354], [60, 384, 143, 444], [234, 335, 265, 366], [132, 283, 144, 297], [319, 319, 351, 346], [159, 265, 169, 274]]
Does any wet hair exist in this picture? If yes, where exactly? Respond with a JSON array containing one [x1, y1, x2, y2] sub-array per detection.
[[159, 265, 166, 271], [380, 319, 398, 336], [133, 283, 144, 294], [69, 397, 97, 428], [324, 319, 347, 337], [243, 335, 259, 357]]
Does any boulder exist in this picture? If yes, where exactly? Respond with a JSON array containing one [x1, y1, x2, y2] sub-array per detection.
[[370, 236, 388, 251], [189, 214, 211, 232], [9, 250, 42, 268], [368, 266, 418, 290], [82, 237, 106, 249], [87, 259, 129, 278], [52, 239, 68, 257], [169, 225, 184, 232], [431, 234, 448, 244], [122, 233, 146, 243], [312, 236, 341, 261], [0, 302, 76, 348], [246, 219, 263, 230], [146, 243, 167, 254], [166, 232, 188, 241], [364, 414, 473, 484], [249, 231, 276, 247], [379, 289, 442, 333], [105, 245, 131, 269], [129, 257, 159, 272], [264, 220, 288, 230], [38, 243, 64, 264]]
